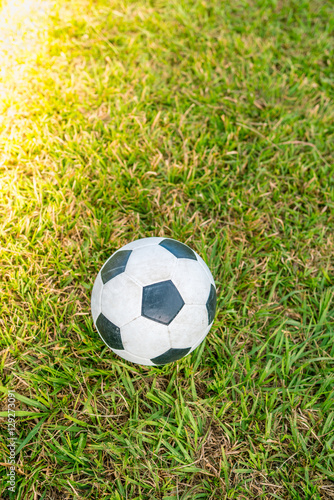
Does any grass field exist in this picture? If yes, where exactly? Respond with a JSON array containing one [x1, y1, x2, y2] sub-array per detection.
[[0, 0, 333, 498]]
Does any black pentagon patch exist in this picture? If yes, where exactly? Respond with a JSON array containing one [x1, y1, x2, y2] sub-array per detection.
[[142, 280, 184, 325], [159, 239, 197, 260], [96, 313, 124, 350], [151, 347, 191, 365], [206, 284, 217, 324], [101, 250, 132, 285]]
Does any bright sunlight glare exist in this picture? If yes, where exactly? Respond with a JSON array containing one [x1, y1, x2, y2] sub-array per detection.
[[0, 0, 50, 101]]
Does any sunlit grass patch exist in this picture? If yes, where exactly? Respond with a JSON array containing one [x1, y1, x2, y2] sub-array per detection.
[[0, 0, 51, 102]]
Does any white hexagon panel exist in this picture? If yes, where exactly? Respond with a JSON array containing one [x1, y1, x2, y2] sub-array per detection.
[[91, 237, 217, 365], [125, 244, 177, 286]]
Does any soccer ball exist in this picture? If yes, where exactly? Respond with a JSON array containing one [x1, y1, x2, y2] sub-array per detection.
[[91, 237, 216, 366]]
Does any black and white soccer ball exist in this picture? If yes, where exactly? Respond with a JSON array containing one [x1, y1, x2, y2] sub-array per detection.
[[91, 237, 216, 366]]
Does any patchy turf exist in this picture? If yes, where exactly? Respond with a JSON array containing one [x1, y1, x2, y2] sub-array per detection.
[[0, 0, 333, 498]]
